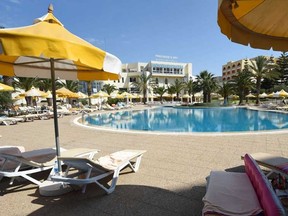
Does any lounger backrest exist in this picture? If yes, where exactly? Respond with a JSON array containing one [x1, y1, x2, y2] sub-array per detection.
[[244, 154, 286, 216]]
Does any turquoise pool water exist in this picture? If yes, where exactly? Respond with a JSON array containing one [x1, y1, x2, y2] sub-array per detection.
[[84, 107, 288, 133]]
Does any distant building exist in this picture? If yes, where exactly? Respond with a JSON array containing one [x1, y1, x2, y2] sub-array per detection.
[[80, 60, 193, 94], [222, 59, 249, 82], [222, 56, 273, 82]]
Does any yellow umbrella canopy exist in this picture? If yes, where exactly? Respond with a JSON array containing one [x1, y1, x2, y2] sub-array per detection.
[[267, 92, 275, 98], [218, 0, 288, 51], [278, 89, 288, 97], [259, 92, 268, 98], [90, 90, 109, 98], [245, 93, 256, 98], [110, 91, 124, 99], [0, 5, 122, 80], [56, 87, 78, 98], [121, 92, 133, 98], [77, 91, 88, 99], [181, 94, 190, 98], [22, 86, 48, 97], [0, 83, 14, 91], [0, 5, 122, 171]]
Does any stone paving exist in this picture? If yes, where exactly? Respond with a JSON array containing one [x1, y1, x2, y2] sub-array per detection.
[[1, 106, 288, 216]]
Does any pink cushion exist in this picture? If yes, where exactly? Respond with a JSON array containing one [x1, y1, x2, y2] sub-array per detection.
[[244, 154, 286, 216]]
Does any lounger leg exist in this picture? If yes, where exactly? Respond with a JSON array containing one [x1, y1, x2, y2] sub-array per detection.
[[95, 168, 120, 194], [81, 167, 92, 193], [20, 173, 42, 185], [9, 163, 22, 185], [128, 155, 143, 172], [266, 171, 274, 178]]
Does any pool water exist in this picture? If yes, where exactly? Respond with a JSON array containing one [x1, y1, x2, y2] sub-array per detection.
[[85, 107, 288, 133]]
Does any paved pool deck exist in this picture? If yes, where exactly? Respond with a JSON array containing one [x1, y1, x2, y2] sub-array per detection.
[[1, 105, 288, 216]]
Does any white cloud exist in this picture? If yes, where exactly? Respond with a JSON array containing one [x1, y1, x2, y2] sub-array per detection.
[[85, 37, 105, 46]]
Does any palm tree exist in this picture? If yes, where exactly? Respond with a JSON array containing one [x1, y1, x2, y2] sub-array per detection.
[[196, 70, 217, 103], [13, 77, 38, 91], [58, 80, 79, 92], [153, 86, 167, 103], [184, 79, 200, 102], [132, 72, 153, 104], [170, 79, 184, 101], [218, 82, 233, 105], [86, 81, 93, 106], [249, 56, 279, 105], [102, 84, 117, 95], [37, 79, 53, 91], [276, 52, 288, 85], [230, 69, 254, 105], [167, 85, 176, 102], [13, 77, 39, 106]]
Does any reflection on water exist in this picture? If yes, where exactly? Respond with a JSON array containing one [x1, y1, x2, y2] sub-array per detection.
[[85, 107, 288, 132]]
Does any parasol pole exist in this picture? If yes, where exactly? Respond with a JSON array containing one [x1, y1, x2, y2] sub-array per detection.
[[50, 58, 62, 172]]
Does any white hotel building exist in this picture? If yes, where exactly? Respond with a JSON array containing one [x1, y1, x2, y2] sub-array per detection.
[[85, 60, 193, 93]]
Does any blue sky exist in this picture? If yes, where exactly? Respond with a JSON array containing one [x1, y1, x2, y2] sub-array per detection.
[[0, 0, 280, 76]]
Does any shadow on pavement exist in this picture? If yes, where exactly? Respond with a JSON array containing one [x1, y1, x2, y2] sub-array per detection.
[[26, 183, 205, 216]]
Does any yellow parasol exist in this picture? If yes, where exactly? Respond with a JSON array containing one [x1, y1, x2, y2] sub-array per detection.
[[0, 83, 14, 91], [90, 90, 109, 98], [0, 5, 121, 172], [245, 93, 256, 98], [22, 86, 48, 97], [77, 91, 88, 99], [56, 87, 78, 98], [278, 89, 288, 98], [110, 91, 124, 99], [218, 0, 288, 51]]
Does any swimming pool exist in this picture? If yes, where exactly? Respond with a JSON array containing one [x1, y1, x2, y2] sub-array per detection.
[[84, 107, 288, 133]]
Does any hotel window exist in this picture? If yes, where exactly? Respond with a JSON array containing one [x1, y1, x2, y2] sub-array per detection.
[[156, 78, 159, 84], [129, 77, 136, 82], [165, 78, 168, 84], [122, 78, 124, 83]]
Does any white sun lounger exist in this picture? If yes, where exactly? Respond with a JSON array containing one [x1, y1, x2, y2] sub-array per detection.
[[244, 152, 288, 178], [0, 147, 99, 186], [51, 149, 146, 194], [0, 116, 23, 125]]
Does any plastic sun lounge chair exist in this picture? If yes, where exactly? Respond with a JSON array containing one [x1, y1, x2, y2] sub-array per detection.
[[242, 152, 288, 178], [0, 115, 24, 125], [51, 149, 146, 194], [0, 147, 99, 186]]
